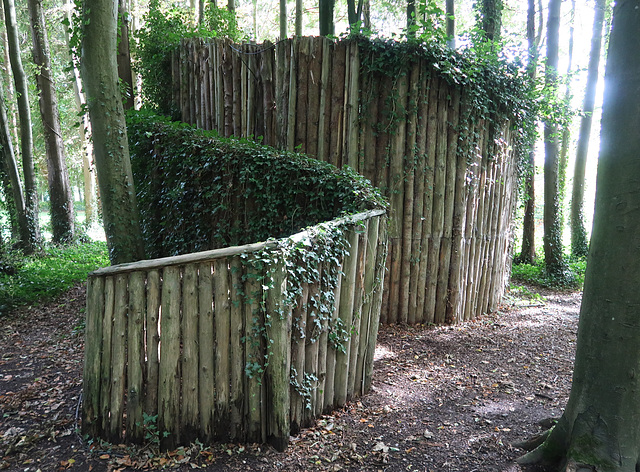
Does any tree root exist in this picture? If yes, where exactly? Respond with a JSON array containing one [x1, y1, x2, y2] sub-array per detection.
[[564, 459, 596, 472], [513, 428, 552, 452]]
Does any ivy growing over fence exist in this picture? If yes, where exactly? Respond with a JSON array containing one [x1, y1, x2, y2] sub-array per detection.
[[127, 110, 386, 259]]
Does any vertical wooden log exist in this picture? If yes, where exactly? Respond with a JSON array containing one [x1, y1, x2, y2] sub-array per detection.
[[315, 263, 333, 416], [345, 40, 360, 170], [82, 276, 104, 437], [232, 45, 242, 136], [401, 62, 419, 324], [222, 42, 233, 137], [361, 70, 379, 185], [322, 263, 342, 412], [261, 44, 277, 147], [347, 224, 368, 399], [229, 257, 244, 439], [145, 270, 160, 416], [213, 258, 231, 439], [276, 39, 291, 149], [126, 271, 146, 443], [436, 89, 461, 323], [264, 254, 292, 452], [317, 38, 332, 163], [387, 70, 408, 324], [334, 228, 359, 406], [241, 45, 248, 136], [356, 216, 380, 395], [99, 277, 114, 436], [286, 39, 298, 151], [289, 284, 309, 433], [181, 264, 199, 443], [194, 41, 201, 128], [158, 266, 181, 449], [328, 41, 347, 168], [303, 265, 321, 424], [203, 44, 212, 130], [244, 263, 264, 443], [108, 275, 128, 442], [305, 37, 322, 159], [295, 37, 310, 152], [172, 48, 180, 116], [409, 65, 429, 324], [364, 218, 388, 392], [180, 39, 189, 123], [198, 262, 215, 440]]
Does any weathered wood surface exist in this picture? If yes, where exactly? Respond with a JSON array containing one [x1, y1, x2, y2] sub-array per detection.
[[171, 36, 518, 326], [84, 211, 387, 450]]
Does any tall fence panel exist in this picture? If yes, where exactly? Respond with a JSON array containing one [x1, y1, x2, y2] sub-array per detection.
[[83, 210, 387, 451], [172, 37, 518, 324]]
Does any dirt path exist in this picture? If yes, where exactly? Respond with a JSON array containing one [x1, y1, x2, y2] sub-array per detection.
[[0, 285, 580, 471]]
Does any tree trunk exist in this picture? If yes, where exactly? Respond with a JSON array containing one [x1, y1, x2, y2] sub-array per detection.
[[519, 3, 640, 469], [117, 0, 135, 111], [542, 0, 566, 279], [480, 0, 502, 42], [571, 0, 605, 259], [558, 0, 575, 222], [295, 0, 302, 36], [80, 0, 145, 264], [518, 0, 538, 265], [407, 0, 416, 38], [227, 0, 234, 13], [2, 0, 40, 253], [446, 0, 455, 48], [28, 0, 75, 244], [362, 0, 370, 30], [347, 0, 363, 32], [279, 0, 286, 39], [319, 0, 334, 36]]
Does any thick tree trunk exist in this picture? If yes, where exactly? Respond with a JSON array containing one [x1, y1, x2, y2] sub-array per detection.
[[81, 0, 145, 264], [28, 0, 75, 244], [480, 0, 502, 42], [2, 0, 40, 252], [319, 0, 334, 37], [571, 0, 605, 259], [519, 3, 640, 470], [542, 0, 566, 278]]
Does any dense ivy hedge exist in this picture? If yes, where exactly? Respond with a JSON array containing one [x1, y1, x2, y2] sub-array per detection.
[[128, 111, 386, 258]]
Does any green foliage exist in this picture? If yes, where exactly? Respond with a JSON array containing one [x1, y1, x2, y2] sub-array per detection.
[[511, 255, 586, 290], [0, 242, 109, 314], [128, 110, 386, 259], [133, 1, 243, 117]]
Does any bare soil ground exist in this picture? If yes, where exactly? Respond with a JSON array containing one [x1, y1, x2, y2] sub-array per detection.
[[0, 284, 579, 472]]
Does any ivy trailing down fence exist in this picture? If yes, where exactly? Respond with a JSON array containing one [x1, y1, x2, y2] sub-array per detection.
[[82, 115, 388, 450], [170, 36, 527, 325]]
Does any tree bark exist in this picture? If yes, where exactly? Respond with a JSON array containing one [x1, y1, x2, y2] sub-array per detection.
[[117, 0, 135, 111], [28, 0, 75, 243], [542, 0, 566, 278], [558, 0, 575, 221], [81, 0, 145, 264], [319, 0, 334, 36], [295, 0, 302, 36], [279, 0, 286, 39], [2, 0, 40, 252], [446, 0, 455, 48], [571, 0, 605, 259], [407, 0, 416, 38], [518, 0, 538, 265], [480, 0, 502, 42], [519, 3, 640, 469]]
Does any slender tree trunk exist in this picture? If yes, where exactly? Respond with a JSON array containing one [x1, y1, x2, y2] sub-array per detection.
[[0, 77, 29, 245], [407, 0, 416, 38], [446, 0, 455, 48], [279, 0, 286, 39], [295, 0, 302, 36], [363, 0, 370, 30], [519, 3, 640, 469], [117, 0, 135, 111], [227, 0, 234, 13], [319, 0, 334, 36], [347, 0, 363, 31], [3, 0, 40, 252], [81, 0, 145, 264], [28, 0, 75, 243], [543, 0, 566, 278], [0, 7, 18, 157], [518, 0, 538, 265], [197, 0, 204, 26], [480, 0, 502, 42], [252, 0, 257, 40], [558, 0, 575, 221], [571, 0, 605, 259]]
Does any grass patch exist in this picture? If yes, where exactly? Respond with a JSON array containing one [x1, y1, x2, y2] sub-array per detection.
[[0, 242, 109, 314], [511, 256, 586, 290]]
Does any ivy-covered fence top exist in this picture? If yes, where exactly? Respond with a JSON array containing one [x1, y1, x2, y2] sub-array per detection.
[[83, 113, 388, 450], [168, 36, 528, 325]]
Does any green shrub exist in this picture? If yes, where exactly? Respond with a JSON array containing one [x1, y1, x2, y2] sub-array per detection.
[[511, 255, 586, 290], [128, 111, 387, 259], [0, 242, 109, 314]]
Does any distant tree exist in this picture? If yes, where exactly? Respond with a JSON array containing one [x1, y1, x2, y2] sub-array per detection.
[[117, 0, 135, 110], [279, 0, 286, 38], [347, 0, 363, 32], [81, 0, 145, 264], [558, 0, 575, 218], [479, 0, 502, 41], [446, 0, 455, 47], [28, 0, 75, 243], [319, 0, 334, 36], [571, 0, 606, 258], [407, 0, 416, 37], [295, 0, 302, 35], [2, 0, 40, 253], [542, 0, 566, 279], [519, 2, 640, 468]]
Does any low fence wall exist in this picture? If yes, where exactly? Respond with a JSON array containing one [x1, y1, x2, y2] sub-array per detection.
[[171, 36, 519, 325], [82, 210, 387, 451]]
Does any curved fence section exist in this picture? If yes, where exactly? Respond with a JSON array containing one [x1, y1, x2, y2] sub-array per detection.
[[82, 210, 387, 451]]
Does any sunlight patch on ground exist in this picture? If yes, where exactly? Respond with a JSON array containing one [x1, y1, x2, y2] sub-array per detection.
[[374, 344, 396, 361]]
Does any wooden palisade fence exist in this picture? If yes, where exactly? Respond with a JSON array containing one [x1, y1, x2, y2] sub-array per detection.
[[172, 36, 519, 325], [83, 209, 387, 451]]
